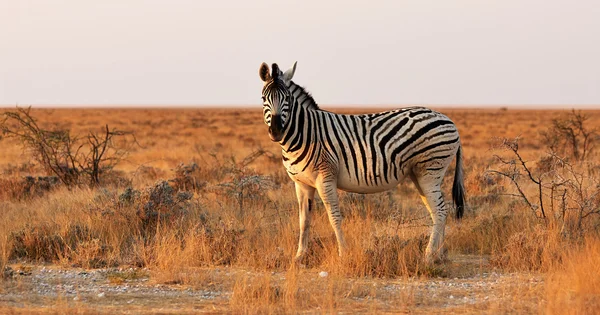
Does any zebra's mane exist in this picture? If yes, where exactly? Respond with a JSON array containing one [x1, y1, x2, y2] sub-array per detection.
[[289, 81, 322, 112]]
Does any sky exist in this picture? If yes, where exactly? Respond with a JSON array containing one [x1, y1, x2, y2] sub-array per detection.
[[1, 0, 599, 107]]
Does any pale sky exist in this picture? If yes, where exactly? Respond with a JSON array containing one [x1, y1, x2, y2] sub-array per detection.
[[1, 0, 599, 107]]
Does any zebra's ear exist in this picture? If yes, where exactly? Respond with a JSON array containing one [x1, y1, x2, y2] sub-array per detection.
[[259, 62, 271, 82], [282, 61, 297, 83]]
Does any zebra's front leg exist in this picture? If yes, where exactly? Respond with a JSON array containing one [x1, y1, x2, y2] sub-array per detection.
[[315, 179, 347, 257], [294, 182, 316, 263]]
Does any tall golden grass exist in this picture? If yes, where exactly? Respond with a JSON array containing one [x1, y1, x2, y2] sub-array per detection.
[[545, 235, 600, 314]]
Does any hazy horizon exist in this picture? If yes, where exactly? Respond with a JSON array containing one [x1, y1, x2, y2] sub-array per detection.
[[2, 1, 599, 107], [4, 104, 599, 110]]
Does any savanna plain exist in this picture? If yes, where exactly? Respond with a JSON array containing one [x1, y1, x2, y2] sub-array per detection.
[[0, 107, 599, 314]]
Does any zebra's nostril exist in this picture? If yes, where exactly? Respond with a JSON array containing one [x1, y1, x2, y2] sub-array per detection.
[[268, 125, 282, 142]]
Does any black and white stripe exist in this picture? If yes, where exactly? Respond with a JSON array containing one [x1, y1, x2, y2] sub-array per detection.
[[259, 62, 465, 264]]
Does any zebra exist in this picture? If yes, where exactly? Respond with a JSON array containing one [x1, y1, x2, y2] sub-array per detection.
[[259, 61, 465, 264]]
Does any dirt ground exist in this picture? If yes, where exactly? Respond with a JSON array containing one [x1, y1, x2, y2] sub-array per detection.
[[1, 254, 544, 314]]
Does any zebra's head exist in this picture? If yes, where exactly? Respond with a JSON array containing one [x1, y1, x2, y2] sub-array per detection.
[[259, 61, 297, 142]]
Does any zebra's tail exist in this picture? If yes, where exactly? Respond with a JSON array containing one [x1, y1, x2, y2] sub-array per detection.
[[452, 145, 466, 220]]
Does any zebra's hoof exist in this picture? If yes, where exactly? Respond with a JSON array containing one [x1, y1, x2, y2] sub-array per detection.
[[425, 247, 447, 264], [294, 262, 307, 269], [293, 255, 308, 269], [425, 250, 448, 265]]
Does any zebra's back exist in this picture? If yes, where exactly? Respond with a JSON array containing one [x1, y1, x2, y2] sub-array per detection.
[[312, 107, 460, 194]]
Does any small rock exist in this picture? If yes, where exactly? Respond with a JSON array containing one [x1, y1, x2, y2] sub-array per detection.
[[319, 271, 328, 278], [449, 295, 454, 299], [97, 292, 105, 298], [2, 266, 14, 279], [73, 296, 80, 301]]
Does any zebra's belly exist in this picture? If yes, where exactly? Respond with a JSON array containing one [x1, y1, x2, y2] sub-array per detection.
[[336, 171, 404, 194]]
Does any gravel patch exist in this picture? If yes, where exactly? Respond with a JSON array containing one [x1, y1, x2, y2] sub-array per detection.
[[0, 256, 545, 313]]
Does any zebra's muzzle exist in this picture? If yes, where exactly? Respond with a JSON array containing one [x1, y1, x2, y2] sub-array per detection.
[[268, 115, 284, 142]]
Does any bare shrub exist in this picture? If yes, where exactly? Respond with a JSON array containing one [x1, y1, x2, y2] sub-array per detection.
[[541, 109, 598, 161], [482, 130, 600, 272], [489, 137, 600, 237], [1, 107, 135, 187]]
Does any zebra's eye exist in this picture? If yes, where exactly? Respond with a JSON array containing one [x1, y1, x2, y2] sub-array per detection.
[[261, 96, 266, 102]]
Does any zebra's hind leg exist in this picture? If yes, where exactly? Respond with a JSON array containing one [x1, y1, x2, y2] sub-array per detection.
[[411, 172, 449, 264], [315, 178, 347, 258], [294, 182, 316, 264]]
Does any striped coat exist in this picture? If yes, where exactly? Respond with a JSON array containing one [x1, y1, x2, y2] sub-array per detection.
[[259, 62, 465, 264]]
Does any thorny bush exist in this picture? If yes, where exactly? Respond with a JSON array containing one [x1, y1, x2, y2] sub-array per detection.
[[1, 107, 136, 187], [490, 137, 600, 237]]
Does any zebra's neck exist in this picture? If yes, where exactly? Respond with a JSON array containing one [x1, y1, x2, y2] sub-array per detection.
[[278, 81, 322, 153], [287, 81, 320, 112]]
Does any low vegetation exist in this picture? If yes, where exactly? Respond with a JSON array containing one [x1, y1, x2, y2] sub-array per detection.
[[0, 107, 599, 313]]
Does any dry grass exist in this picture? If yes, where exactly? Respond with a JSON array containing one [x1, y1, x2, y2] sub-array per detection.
[[545, 236, 600, 314], [1, 107, 599, 313]]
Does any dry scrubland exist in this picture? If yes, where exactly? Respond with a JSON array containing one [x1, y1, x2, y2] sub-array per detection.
[[0, 107, 599, 314]]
